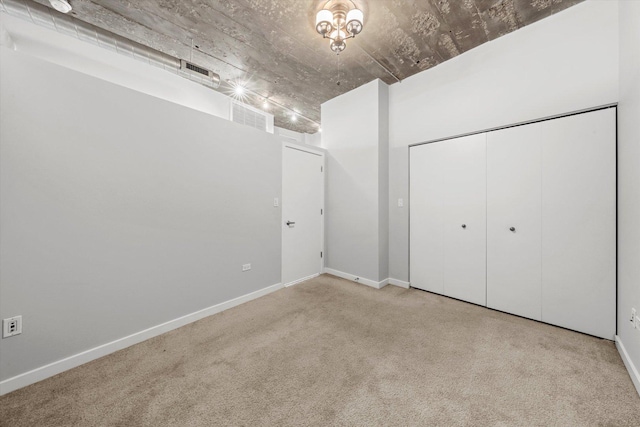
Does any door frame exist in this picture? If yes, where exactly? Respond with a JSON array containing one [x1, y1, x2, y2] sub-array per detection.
[[281, 142, 326, 287]]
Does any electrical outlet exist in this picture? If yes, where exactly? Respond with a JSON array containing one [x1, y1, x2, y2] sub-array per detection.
[[398, 198, 404, 208], [242, 264, 251, 272], [273, 198, 279, 207], [632, 308, 637, 328], [3, 316, 22, 338]]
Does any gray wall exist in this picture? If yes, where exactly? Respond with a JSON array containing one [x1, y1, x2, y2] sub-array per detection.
[[0, 48, 282, 381], [322, 80, 389, 282], [387, 1, 619, 281], [378, 83, 389, 281], [617, 0, 640, 381]]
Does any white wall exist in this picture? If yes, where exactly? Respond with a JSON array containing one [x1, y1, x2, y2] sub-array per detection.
[[274, 126, 305, 144], [617, 0, 640, 391], [388, 0, 619, 281], [0, 47, 282, 383], [322, 80, 389, 282], [378, 85, 389, 281], [305, 132, 322, 148]]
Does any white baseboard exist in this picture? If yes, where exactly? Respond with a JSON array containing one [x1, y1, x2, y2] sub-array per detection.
[[284, 273, 319, 287], [0, 282, 283, 396], [615, 335, 640, 397], [323, 268, 388, 289], [388, 278, 410, 289]]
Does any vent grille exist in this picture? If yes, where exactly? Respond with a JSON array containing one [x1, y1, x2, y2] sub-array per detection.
[[180, 60, 211, 77], [232, 103, 268, 132], [185, 62, 210, 76]]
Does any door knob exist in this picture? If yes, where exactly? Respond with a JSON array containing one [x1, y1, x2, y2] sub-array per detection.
[[286, 221, 295, 226], [509, 227, 516, 232], [461, 224, 467, 229]]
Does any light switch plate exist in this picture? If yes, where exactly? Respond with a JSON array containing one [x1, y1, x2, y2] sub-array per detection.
[[242, 264, 251, 272], [273, 198, 279, 207]]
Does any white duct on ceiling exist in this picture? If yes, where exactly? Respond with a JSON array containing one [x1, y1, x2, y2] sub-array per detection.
[[0, 0, 221, 89]]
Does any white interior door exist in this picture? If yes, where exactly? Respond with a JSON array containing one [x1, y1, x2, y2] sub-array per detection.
[[410, 134, 486, 304], [487, 126, 542, 321], [540, 108, 616, 339], [282, 146, 323, 286], [442, 134, 487, 306], [410, 142, 447, 295]]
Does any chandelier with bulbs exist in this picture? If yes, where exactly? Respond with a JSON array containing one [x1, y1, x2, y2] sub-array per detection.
[[315, 0, 364, 53]]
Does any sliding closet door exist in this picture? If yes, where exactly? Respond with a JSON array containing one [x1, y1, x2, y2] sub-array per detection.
[[410, 142, 446, 295], [541, 109, 616, 339], [442, 134, 486, 306], [487, 127, 542, 321], [410, 134, 486, 304]]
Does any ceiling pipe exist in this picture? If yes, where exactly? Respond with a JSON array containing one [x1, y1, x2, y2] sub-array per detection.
[[0, 0, 221, 89]]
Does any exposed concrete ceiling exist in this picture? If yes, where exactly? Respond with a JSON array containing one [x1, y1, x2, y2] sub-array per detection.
[[32, 0, 583, 133]]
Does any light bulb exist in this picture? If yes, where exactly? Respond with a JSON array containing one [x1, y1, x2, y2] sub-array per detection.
[[49, 0, 72, 13], [315, 9, 334, 36], [346, 9, 364, 35], [234, 85, 245, 96]]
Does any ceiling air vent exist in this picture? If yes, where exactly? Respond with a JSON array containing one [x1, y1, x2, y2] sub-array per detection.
[[232, 102, 268, 132], [179, 60, 221, 88]]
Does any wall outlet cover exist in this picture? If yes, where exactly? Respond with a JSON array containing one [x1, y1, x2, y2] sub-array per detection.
[[3, 316, 22, 338], [242, 264, 251, 272]]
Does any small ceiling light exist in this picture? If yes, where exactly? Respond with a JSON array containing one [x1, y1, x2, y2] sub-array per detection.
[[263, 99, 269, 109], [291, 114, 298, 122], [234, 85, 245, 96], [315, 1, 364, 54], [49, 0, 72, 14], [329, 29, 347, 53]]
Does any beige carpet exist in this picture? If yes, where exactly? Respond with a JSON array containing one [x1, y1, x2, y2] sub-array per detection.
[[1, 274, 639, 426]]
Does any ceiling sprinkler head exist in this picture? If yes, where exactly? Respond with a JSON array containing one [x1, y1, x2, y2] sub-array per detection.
[[49, 0, 72, 14]]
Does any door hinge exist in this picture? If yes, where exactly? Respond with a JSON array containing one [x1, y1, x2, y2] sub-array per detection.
[[321, 209, 323, 215], [321, 166, 323, 172], [321, 251, 323, 258]]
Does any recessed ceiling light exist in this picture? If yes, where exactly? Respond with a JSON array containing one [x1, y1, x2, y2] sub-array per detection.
[[263, 99, 269, 109], [49, 0, 72, 14], [234, 85, 245, 96], [291, 114, 297, 122]]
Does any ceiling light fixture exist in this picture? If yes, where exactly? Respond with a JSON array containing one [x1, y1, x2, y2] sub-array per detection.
[[49, 0, 72, 14], [234, 85, 245, 96], [315, 0, 364, 54], [291, 114, 298, 122]]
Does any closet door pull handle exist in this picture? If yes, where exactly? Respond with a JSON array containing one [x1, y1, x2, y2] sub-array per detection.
[[461, 224, 467, 229], [509, 227, 516, 232]]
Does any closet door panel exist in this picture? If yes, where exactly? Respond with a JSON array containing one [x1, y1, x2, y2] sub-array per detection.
[[541, 108, 616, 339], [487, 127, 542, 321], [410, 142, 446, 294], [442, 134, 487, 306]]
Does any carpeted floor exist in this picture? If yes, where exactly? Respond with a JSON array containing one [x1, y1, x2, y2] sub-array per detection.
[[1, 274, 639, 426]]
